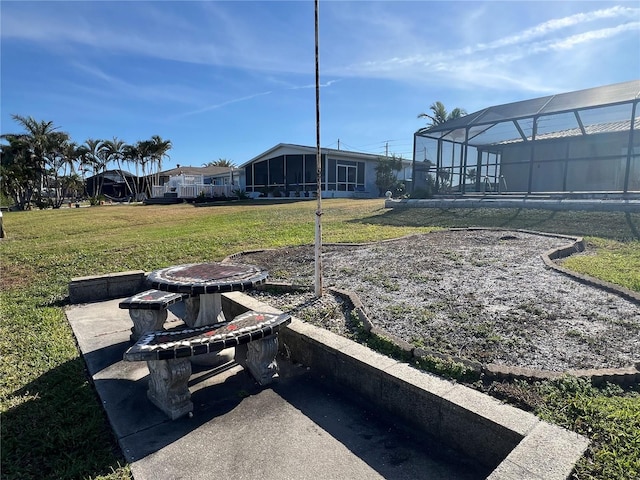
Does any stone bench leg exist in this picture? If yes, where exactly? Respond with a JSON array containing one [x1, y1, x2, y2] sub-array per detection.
[[235, 334, 280, 386], [129, 309, 168, 342], [183, 296, 200, 327], [146, 358, 193, 420]]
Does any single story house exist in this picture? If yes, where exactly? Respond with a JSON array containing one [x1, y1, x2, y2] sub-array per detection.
[[146, 144, 412, 201], [413, 80, 640, 196], [86, 170, 140, 200], [240, 143, 412, 198], [151, 165, 240, 199], [156, 165, 239, 188]]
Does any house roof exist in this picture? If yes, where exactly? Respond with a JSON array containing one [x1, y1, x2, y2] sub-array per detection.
[[241, 143, 400, 168], [416, 80, 640, 147], [86, 169, 138, 182], [158, 165, 235, 177], [497, 118, 640, 145]]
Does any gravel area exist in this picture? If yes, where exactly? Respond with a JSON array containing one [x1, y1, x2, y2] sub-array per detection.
[[240, 230, 639, 372]]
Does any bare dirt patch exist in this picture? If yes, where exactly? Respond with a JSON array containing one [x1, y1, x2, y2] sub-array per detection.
[[239, 230, 639, 372]]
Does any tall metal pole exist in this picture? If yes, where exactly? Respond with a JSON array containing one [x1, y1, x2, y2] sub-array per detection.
[[314, 0, 323, 297]]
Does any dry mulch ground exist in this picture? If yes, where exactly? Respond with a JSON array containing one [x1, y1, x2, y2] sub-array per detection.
[[240, 230, 639, 372]]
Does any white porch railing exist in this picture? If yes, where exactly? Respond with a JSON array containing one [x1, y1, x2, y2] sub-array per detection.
[[152, 173, 237, 198], [152, 184, 235, 198], [152, 185, 167, 197]]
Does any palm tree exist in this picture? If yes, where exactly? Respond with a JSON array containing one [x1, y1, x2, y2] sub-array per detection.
[[61, 141, 82, 175], [465, 167, 478, 186], [203, 158, 235, 167], [74, 144, 91, 198], [49, 140, 85, 207], [103, 137, 134, 199], [417, 102, 468, 194], [417, 101, 467, 127], [149, 135, 172, 189], [83, 138, 106, 197], [122, 143, 142, 199], [13, 116, 71, 208], [10, 114, 58, 162], [9, 115, 63, 203], [0, 133, 40, 209], [135, 140, 154, 198], [61, 172, 84, 202]]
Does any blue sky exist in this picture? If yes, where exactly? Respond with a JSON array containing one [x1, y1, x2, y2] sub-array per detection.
[[1, 1, 639, 170]]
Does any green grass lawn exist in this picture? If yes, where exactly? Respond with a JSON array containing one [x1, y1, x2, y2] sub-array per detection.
[[1, 199, 638, 479]]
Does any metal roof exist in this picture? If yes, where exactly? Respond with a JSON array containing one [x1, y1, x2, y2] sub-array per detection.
[[417, 80, 640, 140], [241, 143, 395, 168], [497, 118, 640, 145], [86, 169, 138, 181], [159, 165, 235, 177]]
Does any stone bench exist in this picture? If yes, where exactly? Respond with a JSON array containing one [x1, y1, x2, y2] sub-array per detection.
[[123, 311, 292, 419], [119, 289, 188, 341]]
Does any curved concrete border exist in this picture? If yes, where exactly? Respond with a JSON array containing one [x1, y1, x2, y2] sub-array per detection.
[[385, 196, 640, 213], [226, 228, 640, 385], [542, 239, 640, 305]]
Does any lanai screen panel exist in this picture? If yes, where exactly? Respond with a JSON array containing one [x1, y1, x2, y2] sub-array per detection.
[[414, 80, 640, 194]]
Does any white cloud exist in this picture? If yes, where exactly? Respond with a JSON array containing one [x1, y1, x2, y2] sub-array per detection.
[[289, 79, 340, 90], [2, 2, 638, 98], [172, 78, 339, 120], [547, 21, 640, 50], [473, 5, 639, 51], [69, 62, 205, 107], [174, 91, 273, 119], [339, 5, 640, 93], [1, 2, 311, 72]]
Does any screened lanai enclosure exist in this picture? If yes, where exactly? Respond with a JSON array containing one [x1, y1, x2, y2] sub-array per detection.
[[413, 80, 640, 196]]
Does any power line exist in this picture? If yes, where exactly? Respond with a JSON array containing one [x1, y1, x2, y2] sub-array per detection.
[[321, 139, 415, 158]]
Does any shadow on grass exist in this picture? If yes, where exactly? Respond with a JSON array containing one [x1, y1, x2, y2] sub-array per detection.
[[1, 358, 127, 480], [625, 212, 640, 240], [359, 207, 640, 241], [1, 346, 252, 479]]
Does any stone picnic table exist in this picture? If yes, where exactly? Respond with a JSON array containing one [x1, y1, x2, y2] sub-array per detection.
[[120, 261, 292, 419], [147, 262, 268, 327]]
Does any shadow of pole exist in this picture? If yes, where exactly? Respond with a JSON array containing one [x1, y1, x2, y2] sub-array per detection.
[[498, 207, 523, 227], [625, 212, 640, 240]]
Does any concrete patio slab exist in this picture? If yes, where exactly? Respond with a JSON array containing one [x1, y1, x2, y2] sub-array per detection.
[[66, 298, 487, 480], [66, 287, 589, 479]]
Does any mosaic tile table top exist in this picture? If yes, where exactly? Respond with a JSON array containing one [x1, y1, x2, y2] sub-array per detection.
[[119, 289, 186, 310], [148, 262, 268, 295], [124, 311, 291, 361]]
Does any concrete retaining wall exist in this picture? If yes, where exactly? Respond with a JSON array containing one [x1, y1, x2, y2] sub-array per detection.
[[223, 291, 589, 479], [386, 197, 640, 213], [65, 275, 590, 479], [68, 270, 146, 304]]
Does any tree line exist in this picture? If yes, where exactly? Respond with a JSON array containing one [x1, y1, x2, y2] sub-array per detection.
[[0, 115, 172, 210]]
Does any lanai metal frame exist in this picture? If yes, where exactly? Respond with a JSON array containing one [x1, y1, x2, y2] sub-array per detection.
[[413, 80, 640, 195]]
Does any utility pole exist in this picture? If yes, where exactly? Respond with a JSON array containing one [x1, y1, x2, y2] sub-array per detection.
[[314, 0, 323, 298]]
